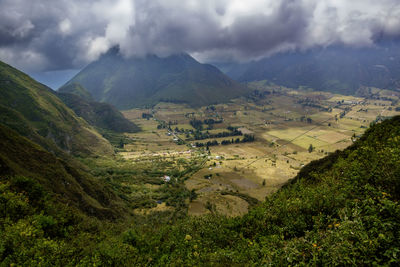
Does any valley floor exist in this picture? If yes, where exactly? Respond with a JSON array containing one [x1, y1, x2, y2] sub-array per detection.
[[121, 83, 400, 216]]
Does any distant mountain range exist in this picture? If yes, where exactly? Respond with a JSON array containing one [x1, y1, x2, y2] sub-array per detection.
[[61, 48, 248, 109], [216, 43, 400, 94]]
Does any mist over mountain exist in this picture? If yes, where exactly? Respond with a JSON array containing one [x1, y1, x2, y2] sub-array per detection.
[[217, 43, 400, 94], [62, 48, 248, 109]]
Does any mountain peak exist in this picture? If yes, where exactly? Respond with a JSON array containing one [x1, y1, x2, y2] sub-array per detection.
[[62, 51, 248, 109]]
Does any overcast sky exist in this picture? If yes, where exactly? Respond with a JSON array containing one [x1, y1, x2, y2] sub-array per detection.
[[1, 0, 400, 73]]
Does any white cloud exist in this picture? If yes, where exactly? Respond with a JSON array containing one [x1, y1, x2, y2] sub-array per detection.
[[59, 19, 72, 35]]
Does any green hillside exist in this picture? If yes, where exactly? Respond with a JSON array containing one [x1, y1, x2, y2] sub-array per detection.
[[1, 111, 399, 264], [0, 61, 113, 156], [57, 91, 140, 133], [0, 124, 126, 219], [62, 48, 248, 109]]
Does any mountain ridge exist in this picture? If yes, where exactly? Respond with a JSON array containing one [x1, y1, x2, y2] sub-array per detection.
[[0, 60, 113, 156], [217, 44, 400, 94], [62, 49, 248, 109]]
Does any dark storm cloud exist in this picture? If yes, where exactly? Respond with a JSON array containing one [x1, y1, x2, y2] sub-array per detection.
[[122, 0, 309, 58], [225, 2, 310, 57], [0, 0, 399, 71], [0, 0, 109, 70], [119, 0, 310, 60]]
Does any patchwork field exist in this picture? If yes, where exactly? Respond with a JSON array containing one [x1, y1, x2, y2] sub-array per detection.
[[120, 83, 400, 216]]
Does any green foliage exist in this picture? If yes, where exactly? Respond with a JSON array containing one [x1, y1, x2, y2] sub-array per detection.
[[0, 176, 140, 266], [79, 153, 206, 211], [97, 128, 135, 148], [0, 124, 126, 219], [189, 119, 203, 131]]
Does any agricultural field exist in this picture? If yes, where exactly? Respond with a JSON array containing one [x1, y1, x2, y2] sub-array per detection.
[[121, 83, 400, 216]]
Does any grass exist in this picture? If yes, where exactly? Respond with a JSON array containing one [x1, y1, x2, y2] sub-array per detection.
[[0, 61, 113, 157]]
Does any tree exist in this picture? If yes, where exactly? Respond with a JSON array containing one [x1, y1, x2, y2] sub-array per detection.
[[119, 138, 124, 149], [189, 189, 197, 202], [308, 144, 314, 153]]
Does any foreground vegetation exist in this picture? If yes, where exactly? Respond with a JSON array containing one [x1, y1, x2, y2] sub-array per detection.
[[2, 115, 400, 265]]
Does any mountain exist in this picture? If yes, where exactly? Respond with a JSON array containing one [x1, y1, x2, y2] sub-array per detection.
[[57, 91, 140, 133], [219, 43, 400, 94], [0, 60, 113, 156], [62, 48, 248, 109]]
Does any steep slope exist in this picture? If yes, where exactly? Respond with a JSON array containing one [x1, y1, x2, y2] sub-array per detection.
[[0, 61, 113, 156], [62, 48, 248, 109], [57, 91, 140, 133], [0, 124, 126, 219], [221, 44, 400, 94]]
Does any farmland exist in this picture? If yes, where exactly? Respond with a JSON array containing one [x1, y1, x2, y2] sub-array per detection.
[[121, 82, 400, 216]]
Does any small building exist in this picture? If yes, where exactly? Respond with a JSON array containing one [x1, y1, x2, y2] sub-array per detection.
[[163, 175, 171, 182]]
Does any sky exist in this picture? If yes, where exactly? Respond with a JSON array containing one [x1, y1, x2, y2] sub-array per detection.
[[1, 0, 400, 78]]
